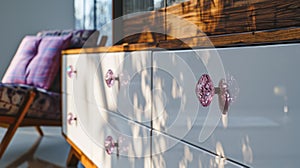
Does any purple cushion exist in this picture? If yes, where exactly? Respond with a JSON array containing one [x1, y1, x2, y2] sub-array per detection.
[[2, 36, 42, 84], [67, 29, 98, 48], [38, 29, 99, 49], [25, 35, 71, 89]]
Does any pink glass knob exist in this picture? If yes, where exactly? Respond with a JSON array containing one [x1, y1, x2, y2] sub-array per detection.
[[67, 113, 77, 125], [195, 74, 215, 107], [105, 69, 120, 87], [105, 136, 118, 155], [67, 65, 77, 78], [195, 74, 233, 114]]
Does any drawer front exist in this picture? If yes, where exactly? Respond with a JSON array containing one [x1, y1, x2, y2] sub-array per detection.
[[63, 93, 151, 167], [63, 51, 152, 126], [152, 49, 217, 142], [91, 109, 151, 167], [152, 44, 300, 167], [152, 131, 243, 168], [63, 53, 104, 104], [94, 51, 152, 126], [79, 103, 151, 168], [62, 94, 93, 161]]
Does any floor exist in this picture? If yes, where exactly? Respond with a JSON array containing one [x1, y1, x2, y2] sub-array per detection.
[[0, 127, 70, 168]]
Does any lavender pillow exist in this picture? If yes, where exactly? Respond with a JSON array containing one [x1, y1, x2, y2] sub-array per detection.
[[2, 36, 42, 84], [25, 35, 71, 89], [61, 29, 99, 48]]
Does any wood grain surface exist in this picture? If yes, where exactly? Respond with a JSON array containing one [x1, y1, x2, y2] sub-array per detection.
[[120, 0, 300, 46]]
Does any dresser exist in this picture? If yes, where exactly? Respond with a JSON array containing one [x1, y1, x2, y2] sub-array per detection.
[[62, 43, 300, 167]]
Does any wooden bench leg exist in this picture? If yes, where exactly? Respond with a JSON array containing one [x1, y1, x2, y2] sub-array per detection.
[[67, 147, 79, 167], [0, 91, 36, 159], [35, 126, 44, 136]]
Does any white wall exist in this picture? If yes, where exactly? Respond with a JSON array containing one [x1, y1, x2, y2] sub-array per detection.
[[0, 0, 74, 79]]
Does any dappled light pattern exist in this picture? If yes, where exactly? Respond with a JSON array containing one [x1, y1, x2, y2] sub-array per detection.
[[221, 113, 228, 128], [152, 52, 200, 144], [209, 142, 227, 168], [274, 86, 289, 113], [152, 74, 168, 130], [242, 135, 253, 164], [178, 146, 193, 168], [152, 133, 167, 167]]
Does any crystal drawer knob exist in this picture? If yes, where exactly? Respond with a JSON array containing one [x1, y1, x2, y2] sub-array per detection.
[[67, 113, 77, 125], [195, 74, 215, 107], [67, 65, 77, 78], [105, 136, 118, 155], [195, 74, 234, 114], [105, 69, 119, 87]]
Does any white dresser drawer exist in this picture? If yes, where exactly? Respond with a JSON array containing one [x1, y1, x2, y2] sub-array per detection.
[[62, 53, 104, 104], [152, 48, 214, 141], [63, 93, 151, 167], [96, 51, 152, 126], [90, 111, 151, 168], [63, 51, 152, 127], [152, 44, 300, 167]]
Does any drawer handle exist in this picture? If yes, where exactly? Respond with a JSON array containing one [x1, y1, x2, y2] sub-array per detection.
[[105, 136, 119, 155], [195, 74, 232, 114], [67, 113, 77, 125], [105, 69, 119, 87], [67, 65, 77, 78]]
